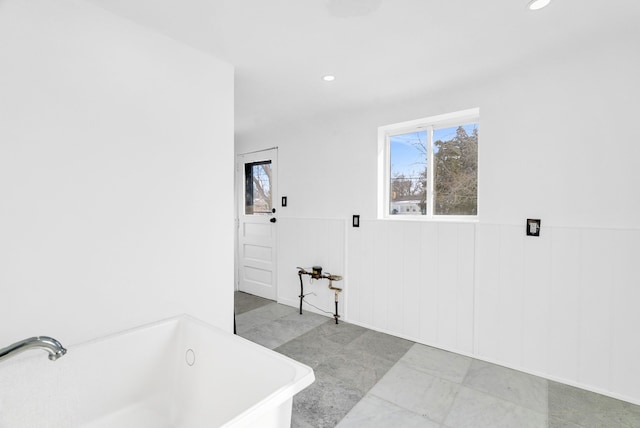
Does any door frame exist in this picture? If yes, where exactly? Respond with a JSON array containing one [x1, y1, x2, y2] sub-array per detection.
[[234, 147, 278, 300]]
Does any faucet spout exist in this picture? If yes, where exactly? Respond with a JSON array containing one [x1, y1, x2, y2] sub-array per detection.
[[0, 336, 67, 363]]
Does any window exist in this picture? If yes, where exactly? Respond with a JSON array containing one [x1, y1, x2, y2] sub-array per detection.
[[244, 161, 272, 215], [378, 108, 479, 220]]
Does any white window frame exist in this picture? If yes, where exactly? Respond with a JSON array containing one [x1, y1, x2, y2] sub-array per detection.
[[377, 107, 480, 221]]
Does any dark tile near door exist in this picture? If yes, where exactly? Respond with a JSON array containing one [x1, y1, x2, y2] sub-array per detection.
[[241, 314, 328, 349], [234, 291, 272, 315], [276, 330, 344, 369], [235, 301, 297, 334]]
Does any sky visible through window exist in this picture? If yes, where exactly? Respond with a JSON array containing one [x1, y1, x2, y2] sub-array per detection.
[[390, 124, 478, 177]]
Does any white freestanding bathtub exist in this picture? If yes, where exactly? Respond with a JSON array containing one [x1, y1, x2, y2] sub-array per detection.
[[0, 315, 314, 428]]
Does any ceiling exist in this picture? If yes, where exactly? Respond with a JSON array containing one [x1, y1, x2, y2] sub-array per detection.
[[82, 0, 639, 135]]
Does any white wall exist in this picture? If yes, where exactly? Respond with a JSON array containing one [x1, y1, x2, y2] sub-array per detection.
[[0, 0, 234, 346], [236, 27, 640, 404]]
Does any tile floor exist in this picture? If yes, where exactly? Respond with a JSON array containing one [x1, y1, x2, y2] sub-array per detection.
[[234, 292, 640, 428]]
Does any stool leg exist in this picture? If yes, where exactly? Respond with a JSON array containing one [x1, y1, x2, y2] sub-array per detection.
[[298, 273, 304, 315]]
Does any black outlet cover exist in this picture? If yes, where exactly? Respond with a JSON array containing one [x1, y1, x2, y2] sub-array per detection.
[[526, 219, 541, 236]]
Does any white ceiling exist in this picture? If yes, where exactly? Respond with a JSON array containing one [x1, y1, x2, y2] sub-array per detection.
[[82, 0, 639, 135]]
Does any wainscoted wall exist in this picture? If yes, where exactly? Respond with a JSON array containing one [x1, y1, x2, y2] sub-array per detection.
[[276, 218, 346, 318], [476, 225, 640, 405], [274, 217, 640, 405], [347, 220, 475, 356]]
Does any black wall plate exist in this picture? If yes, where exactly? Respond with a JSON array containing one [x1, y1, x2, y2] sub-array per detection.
[[526, 219, 541, 236]]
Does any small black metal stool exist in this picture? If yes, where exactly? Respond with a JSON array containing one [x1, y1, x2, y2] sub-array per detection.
[[297, 267, 344, 324]]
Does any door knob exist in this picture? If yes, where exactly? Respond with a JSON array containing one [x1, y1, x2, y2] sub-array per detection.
[[270, 218, 277, 223]]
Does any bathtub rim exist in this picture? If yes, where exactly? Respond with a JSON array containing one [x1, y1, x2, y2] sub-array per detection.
[[65, 313, 315, 427], [0, 314, 315, 428]]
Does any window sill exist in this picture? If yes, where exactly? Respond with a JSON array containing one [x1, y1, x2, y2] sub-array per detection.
[[380, 215, 479, 224]]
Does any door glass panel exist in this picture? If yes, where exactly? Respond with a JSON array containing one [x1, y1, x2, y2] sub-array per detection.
[[244, 161, 272, 215]]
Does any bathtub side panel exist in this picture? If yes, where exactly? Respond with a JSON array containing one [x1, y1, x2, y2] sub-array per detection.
[[170, 318, 313, 428]]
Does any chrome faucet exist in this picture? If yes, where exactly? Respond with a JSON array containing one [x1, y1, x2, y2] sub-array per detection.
[[0, 336, 67, 363]]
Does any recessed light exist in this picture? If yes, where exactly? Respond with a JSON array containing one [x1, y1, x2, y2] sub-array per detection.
[[527, 0, 551, 10], [322, 75, 336, 82]]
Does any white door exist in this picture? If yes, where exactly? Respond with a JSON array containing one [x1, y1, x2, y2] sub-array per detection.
[[236, 149, 278, 301]]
